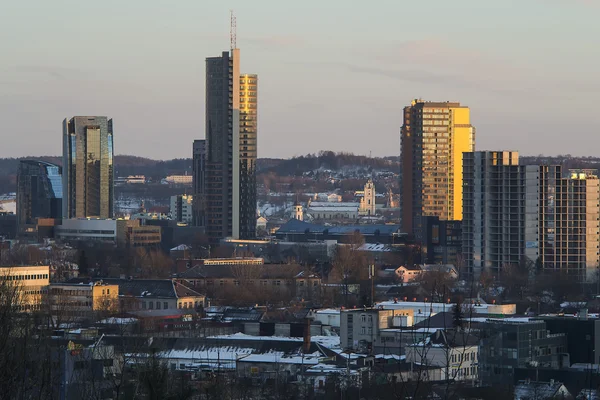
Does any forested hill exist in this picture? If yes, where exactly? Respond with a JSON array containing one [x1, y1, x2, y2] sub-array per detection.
[[1, 152, 599, 194]]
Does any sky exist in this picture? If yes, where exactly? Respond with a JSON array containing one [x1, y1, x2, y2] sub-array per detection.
[[1, 0, 599, 160]]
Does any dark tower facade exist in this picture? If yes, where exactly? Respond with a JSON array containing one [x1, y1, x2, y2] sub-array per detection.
[[16, 160, 62, 236]]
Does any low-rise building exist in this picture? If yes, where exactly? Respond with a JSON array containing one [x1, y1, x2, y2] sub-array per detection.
[[178, 263, 321, 300], [67, 278, 206, 312], [340, 308, 415, 353], [163, 175, 193, 185], [406, 329, 480, 382], [478, 319, 569, 385], [49, 281, 119, 318], [0, 265, 50, 311], [56, 218, 161, 247]]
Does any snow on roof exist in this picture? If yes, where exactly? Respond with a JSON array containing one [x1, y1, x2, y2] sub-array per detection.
[[98, 317, 138, 325], [315, 308, 340, 315], [239, 351, 322, 365], [306, 364, 361, 375], [206, 333, 341, 350]]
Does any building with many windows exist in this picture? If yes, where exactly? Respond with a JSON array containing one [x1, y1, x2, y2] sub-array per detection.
[[204, 47, 258, 243], [192, 139, 206, 227], [0, 265, 50, 312], [16, 160, 62, 239], [62, 116, 114, 219], [463, 151, 600, 280], [170, 194, 194, 224], [400, 100, 474, 239], [239, 73, 258, 239]]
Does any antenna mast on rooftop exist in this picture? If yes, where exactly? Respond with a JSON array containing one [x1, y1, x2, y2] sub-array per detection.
[[230, 10, 237, 50]]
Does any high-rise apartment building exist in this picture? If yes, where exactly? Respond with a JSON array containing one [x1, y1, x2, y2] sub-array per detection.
[[16, 160, 62, 237], [400, 100, 474, 239], [204, 48, 258, 243], [192, 139, 206, 227], [62, 116, 114, 219], [463, 151, 600, 280], [462, 151, 528, 278], [239, 73, 258, 239]]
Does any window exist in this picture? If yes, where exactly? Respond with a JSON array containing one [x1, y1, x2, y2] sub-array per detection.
[[142, 302, 146, 309], [148, 301, 154, 309], [164, 302, 169, 309], [107, 289, 110, 294], [156, 302, 161, 310]]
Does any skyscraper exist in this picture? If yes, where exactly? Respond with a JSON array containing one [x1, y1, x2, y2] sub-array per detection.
[[204, 48, 258, 243], [239, 73, 258, 239], [400, 99, 474, 239], [192, 139, 206, 227], [16, 160, 62, 236], [62, 116, 114, 219]]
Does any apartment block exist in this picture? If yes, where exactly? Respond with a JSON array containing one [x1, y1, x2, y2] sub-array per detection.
[[400, 99, 475, 239]]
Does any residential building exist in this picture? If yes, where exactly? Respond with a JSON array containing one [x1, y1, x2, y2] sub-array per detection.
[[192, 139, 206, 227], [340, 308, 415, 353], [239, 73, 258, 240], [49, 281, 119, 318], [463, 151, 600, 280], [421, 216, 462, 267], [406, 329, 479, 382], [62, 116, 114, 219], [400, 99, 475, 239], [16, 160, 62, 239], [514, 381, 571, 400], [68, 278, 205, 312], [478, 320, 568, 385], [205, 47, 258, 243], [170, 194, 193, 224], [0, 265, 50, 312], [358, 179, 376, 216], [394, 265, 423, 283]]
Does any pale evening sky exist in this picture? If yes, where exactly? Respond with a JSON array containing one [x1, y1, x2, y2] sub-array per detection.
[[1, 0, 598, 160]]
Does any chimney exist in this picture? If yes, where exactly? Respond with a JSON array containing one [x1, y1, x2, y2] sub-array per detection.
[[303, 318, 311, 354]]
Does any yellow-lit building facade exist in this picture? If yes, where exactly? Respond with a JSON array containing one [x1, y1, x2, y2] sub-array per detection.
[[49, 282, 119, 317], [0, 265, 50, 312], [239, 73, 258, 240], [400, 99, 474, 239]]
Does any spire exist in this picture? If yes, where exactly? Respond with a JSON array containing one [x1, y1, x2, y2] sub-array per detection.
[[230, 10, 237, 50]]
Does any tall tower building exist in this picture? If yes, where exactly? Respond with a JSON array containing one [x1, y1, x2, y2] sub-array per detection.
[[239, 73, 258, 239], [400, 100, 474, 239], [204, 44, 258, 242], [462, 151, 526, 278], [62, 116, 114, 219], [16, 160, 62, 236], [192, 139, 206, 227]]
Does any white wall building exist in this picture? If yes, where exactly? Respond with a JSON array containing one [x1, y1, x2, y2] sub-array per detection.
[[170, 195, 193, 224], [55, 219, 118, 242]]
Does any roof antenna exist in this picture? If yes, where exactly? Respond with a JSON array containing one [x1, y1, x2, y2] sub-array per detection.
[[230, 10, 237, 50]]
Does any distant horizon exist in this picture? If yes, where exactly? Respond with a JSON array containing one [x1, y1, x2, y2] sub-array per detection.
[[3, 151, 597, 163]]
